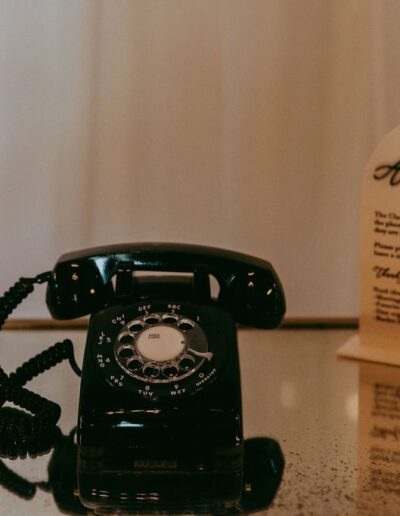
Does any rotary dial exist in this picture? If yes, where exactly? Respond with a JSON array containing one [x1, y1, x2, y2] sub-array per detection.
[[114, 312, 211, 383]]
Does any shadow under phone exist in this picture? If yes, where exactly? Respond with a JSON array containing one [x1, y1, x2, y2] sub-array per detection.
[[0, 430, 284, 515]]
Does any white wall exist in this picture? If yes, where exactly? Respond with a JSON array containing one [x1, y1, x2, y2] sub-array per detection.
[[1, 0, 400, 319]]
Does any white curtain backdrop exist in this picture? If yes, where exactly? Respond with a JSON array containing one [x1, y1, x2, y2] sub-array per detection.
[[1, 0, 400, 319]]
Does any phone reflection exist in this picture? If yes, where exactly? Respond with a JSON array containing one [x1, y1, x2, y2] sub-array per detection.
[[358, 362, 400, 513], [0, 432, 284, 515]]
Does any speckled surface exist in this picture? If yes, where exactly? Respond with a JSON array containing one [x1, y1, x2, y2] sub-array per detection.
[[239, 329, 358, 515], [1, 328, 397, 515]]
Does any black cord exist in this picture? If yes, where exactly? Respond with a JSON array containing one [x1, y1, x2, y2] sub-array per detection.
[[0, 450, 37, 499], [0, 273, 50, 328], [0, 273, 81, 460]]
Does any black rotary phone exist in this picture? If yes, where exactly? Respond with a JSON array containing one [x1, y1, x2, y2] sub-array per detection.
[[0, 243, 285, 514]]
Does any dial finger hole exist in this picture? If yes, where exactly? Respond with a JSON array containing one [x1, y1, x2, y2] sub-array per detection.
[[118, 346, 135, 359], [179, 354, 196, 371], [178, 319, 195, 331], [128, 320, 145, 332], [162, 365, 179, 378], [143, 364, 160, 378], [127, 357, 143, 371], [162, 313, 179, 325], [143, 314, 161, 325], [118, 332, 135, 345]]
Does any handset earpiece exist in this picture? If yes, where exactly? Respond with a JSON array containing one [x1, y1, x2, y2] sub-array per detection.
[[217, 267, 285, 329], [46, 259, 114, 319]]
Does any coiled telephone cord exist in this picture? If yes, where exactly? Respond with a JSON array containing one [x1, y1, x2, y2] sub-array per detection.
[[0, 273, 81, 463]]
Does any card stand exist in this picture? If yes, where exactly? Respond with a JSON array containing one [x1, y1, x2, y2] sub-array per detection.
[[338, 126, 400, 366], [338, 334, 400, 366]]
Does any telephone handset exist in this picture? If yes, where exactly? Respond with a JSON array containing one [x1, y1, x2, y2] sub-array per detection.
[[46, 242, 284, 327], [0, 243, 285, 513]]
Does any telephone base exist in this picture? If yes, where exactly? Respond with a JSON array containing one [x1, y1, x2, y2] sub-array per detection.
[[78, 470, 241, 514]]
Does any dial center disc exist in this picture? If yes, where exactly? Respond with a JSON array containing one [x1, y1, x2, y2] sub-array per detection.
[[135, 325, 186, 362]]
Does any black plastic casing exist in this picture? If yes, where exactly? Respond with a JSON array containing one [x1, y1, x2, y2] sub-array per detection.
[[46, 242, 285, 328], [77, 301, 243, 513], [46, 243, 286, 513]]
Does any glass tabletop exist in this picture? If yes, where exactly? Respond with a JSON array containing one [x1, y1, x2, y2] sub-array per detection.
[[0, 328, 397, 515]]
